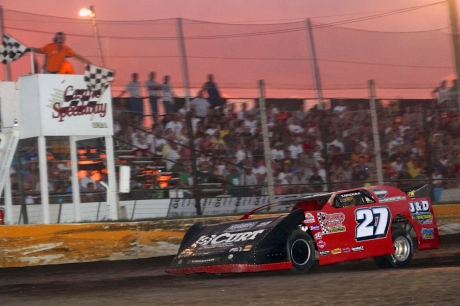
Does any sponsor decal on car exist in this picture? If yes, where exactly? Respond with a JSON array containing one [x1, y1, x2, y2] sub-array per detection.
[[187, 257, 220, 265], [351, 246, 364, 252], [343, 248, 350, 253], [421, 228, 435, 240], [317, 240, 326, 249], [409, 200, 430, 213], [314, 232, 322, 240], [229, 247, 243, 252], [339, 192, 361, 198], [304, 212, 316, 223], [243, 245, 253, 251], [319, 250, 330, 256], [417, 217, 433, 225], [412, 213, 433, 223], [331, 248, 342, 255], [196, 229, 266, 247], [225, 221, 258, 233], [317, 212, 346, 234], [409, 200, 434, 226], [379, 196, 406, 202], [256, 221, 273, 228], [309, 225, 320, 231]]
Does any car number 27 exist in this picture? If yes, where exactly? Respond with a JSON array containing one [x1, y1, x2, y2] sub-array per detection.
[[355, 207, 390, 241]]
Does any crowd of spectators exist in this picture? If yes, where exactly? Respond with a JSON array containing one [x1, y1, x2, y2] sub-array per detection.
[[9, 74, 460, 204], [112, 75, 460, 202]]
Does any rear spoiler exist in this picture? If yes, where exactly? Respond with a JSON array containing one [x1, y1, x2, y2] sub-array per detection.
[[402, 184, 432, 199]]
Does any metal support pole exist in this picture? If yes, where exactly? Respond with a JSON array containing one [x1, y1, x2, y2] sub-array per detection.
[[305, 18, 323, 110], [186, 111, 202, 215], [305, 18, 330, 191], [0, 6, 12, 81], [258, 80, 275, 204], [447, 0, 460, 111], [38, 136, 50, 224], [5, 173, 12, 224], [105, 135, 119, 220], [176, 18, 191, 111], [368, 80, 383, 185], [90, 5, 104, 66], [70, 136, 81, 222]]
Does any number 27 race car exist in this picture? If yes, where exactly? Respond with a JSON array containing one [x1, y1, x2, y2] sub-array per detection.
[[166, 185, 440, 274]]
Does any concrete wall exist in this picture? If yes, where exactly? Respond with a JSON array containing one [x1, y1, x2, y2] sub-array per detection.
[[0, 205, 459, 268]]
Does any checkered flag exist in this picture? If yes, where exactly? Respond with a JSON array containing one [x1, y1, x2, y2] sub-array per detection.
[[0, 34, 30, 64], [84, 64, 114, 94]]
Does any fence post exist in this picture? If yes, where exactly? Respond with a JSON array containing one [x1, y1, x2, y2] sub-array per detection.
[[258, 80, 275, 204], [368, 80, 383, 185]]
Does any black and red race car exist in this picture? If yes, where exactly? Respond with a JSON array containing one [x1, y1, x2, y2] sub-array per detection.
[[166, 184, 440, 274]]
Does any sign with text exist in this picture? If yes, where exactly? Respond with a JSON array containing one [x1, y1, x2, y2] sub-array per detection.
[[18, 74, 113, 138]]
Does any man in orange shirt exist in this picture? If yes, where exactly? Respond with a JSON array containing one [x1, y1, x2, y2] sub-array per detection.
[[30, 32, 91, 74]]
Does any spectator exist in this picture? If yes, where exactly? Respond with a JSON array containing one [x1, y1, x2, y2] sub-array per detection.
[[351, 165, 366, 187], [271, 142, 285, 167], [165, 142, 180, 171], [332, 99, 347, 116], [292, 170, 308, 193], [80, 171, 96, 191], [131, 127, 151, 157], [190, 90, 210, 119], [165, 114, 184, 137], [146, 71, 162, 118], [308, 168, 324, 192], [432, 167, 444, 202], [226, 167, 241, 197], [288, 117, 304, 136], [203, 74, 222, 109], [118, 73, 143, 120], [431, 79, 450, 110], [162, 75, 175, 114], [396, 165, 413, 189], [241, 166, 259, 196], [237, 102, 248, 120], [179, 165, 193, 198]]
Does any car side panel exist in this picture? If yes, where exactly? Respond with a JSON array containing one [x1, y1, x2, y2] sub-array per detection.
[[314, 204, 394, 266]]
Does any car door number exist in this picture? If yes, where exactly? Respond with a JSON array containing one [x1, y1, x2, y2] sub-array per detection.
[[355, 207, 390, 241]]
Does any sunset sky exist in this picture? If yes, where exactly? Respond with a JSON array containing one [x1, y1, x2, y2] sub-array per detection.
[[0, 0, 453, 31]]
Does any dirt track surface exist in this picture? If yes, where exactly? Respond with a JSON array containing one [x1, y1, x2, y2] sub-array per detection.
[[1, 234, 459, 306]]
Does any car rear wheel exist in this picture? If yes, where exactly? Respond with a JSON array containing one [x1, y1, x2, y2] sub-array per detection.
[[373, 228, 413, 268], [288, 230, 315, 273]]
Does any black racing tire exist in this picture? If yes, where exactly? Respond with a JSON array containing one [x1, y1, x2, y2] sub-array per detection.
[[288, 230, 315, 273], [373, 228, 414, 268]]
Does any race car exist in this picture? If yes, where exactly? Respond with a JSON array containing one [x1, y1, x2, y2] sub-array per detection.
[[166, 184, 440, 274]]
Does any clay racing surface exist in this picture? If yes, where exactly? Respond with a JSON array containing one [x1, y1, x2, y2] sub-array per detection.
[[1, 233, 459, 306]]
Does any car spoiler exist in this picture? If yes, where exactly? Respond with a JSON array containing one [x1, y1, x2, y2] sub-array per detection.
[[402, 184, 432, 199]]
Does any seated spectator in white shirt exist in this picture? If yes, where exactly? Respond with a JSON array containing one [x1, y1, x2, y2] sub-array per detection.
[[190, 90, 210, 119], [288, 137, 304, 159]]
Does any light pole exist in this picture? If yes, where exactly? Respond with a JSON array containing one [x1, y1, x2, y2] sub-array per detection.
[[79, 5, 104, 66]]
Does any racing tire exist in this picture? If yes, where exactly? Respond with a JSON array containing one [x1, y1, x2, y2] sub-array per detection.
[[373, 228, 414, 268], [288, 230, 315, 273], [388, 228, 414, 267]]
